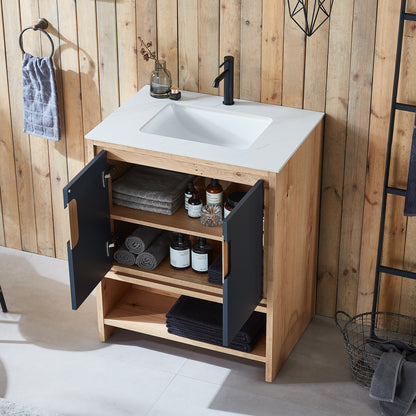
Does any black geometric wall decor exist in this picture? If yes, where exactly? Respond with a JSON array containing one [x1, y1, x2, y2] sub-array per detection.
[[287, 0, 334, 37]]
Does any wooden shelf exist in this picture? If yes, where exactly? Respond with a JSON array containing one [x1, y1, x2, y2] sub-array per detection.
[[104, 287, 266, 363], [111, 204, 223, 241], [107, 261, 267, 313]]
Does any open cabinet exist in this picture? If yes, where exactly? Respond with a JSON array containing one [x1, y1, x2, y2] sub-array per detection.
[[63, 117, 323, 382]]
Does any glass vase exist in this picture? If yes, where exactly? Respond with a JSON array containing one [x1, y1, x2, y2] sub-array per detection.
[[150, 60, 172, 98]]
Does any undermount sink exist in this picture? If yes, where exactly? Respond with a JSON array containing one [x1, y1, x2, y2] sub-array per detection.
[[140, 103, 272, 150]]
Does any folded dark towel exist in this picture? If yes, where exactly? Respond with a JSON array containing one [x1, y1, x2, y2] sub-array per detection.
[[404, 116, 416, 216], [165, 296, 266, 351], [112, 190, 183, 209], [112, 165, 194, 203], [208, 254, 222, 286], [136, 232, 170, 270], [125, 225, 162, 254], [22, 53, 61, 141], [113, 243, 136, 266]]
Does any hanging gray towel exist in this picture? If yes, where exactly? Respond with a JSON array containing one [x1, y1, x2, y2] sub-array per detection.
[[22, 53, 61, 141], [404, 116, 416, 216]]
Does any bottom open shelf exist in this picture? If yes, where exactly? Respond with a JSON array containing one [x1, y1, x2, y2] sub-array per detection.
[[103, 286, 266, 363]]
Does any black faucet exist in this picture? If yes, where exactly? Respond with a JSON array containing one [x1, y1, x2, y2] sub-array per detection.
[[213, 56, 234, 105]]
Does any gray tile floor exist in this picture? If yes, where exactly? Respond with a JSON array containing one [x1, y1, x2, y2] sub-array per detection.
[[0, 246, 413, 416]]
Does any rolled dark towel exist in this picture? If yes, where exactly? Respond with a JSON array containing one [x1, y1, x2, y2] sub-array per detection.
[[113, 243, 136, 266], [125, 225, 162, 254], [136, 233, 170, 270]]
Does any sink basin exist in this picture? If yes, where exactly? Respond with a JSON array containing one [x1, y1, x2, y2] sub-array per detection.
[[140, 103, 272, 150]]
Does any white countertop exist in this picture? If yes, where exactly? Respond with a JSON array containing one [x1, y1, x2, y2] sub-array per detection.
[[86, 86, 324, 173]]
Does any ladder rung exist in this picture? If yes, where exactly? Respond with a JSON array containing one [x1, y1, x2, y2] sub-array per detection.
[[395, 103, 416, 113], [404, 13, 416, 21], [378, 265, 416, 280], [386, 186, 406, 196]]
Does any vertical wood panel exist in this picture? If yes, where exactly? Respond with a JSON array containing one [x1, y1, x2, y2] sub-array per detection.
[[240, 0, 261, 102], [282, 3, 305, 108], [136, 0, 157, 90], [336, 0, 377, 316], [260, 0, 284, 105], [316, 0, 354, 317], [116, 0, 138, 103], [0, 0, 21, 249], [157, 0, 178, 88], [198, 0, 219, 95], [178, 0, 198, 91], [57, 0, 84, 180], [2, 0, 38, 252], [0, 189, 4, 247], [97, 0, 119, 119], [357, 0, 402, 314], [219, 0, 241, 99], [20, 0, 55, 257]]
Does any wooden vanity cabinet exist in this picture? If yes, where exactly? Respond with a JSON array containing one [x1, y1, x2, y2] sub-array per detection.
[[64, 120, 323, 382]]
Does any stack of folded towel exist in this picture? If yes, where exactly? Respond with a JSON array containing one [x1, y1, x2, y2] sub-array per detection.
[[112, 165, 194, 215], [166, 295, 266, 352], [113, 225, 170, 270], [208, 254, 222, 285]]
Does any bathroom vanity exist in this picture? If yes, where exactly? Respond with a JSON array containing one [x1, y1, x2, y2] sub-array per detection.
[[64, 86, 324, 382]]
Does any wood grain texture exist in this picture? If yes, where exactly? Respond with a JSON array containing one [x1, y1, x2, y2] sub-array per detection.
[[97, 0, 119, 119], [260, 0, 284, 105], [357, 0, 402, 314], [2, 0, 37, 252], [198, 0, 219, 95], [157, 0, 178, 88], [178, 0, 198, 92], [240, 0, 261, 101], [136, 0, 157, 90], [282, 1, 305, 108], [116, 0, 138, 103], [0, 188, 4, 247], [219, 0, 241, 99], [0, 0, 21, 249], [316, 0, 354, 317], [336, 0, 377, 316]]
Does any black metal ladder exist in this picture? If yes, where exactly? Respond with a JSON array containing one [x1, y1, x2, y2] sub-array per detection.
[[372, 0, 416, 319]]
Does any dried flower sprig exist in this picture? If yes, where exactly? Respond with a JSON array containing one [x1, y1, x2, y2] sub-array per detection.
[[138, 36, 158, 63]]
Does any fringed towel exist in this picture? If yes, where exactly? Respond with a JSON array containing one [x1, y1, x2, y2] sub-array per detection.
[[21, 53, 61, 141]]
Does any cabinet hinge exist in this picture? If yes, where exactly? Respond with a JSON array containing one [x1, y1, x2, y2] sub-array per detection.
[[102, 171, 111, 188], [106, 241, 115, 257]]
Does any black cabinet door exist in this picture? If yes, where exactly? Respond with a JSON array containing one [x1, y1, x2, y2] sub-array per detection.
[[63, 151, 112, 310], [222, 180, 263, 346]]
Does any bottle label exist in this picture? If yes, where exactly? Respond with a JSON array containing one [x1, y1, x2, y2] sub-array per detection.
[[206, 191, 223, 206], [185, 193, 192, 210], [192, 251, 208, 272], [170, 247, 190, 268], [188, 203, 202, 218], [224, 206, 232, 218]]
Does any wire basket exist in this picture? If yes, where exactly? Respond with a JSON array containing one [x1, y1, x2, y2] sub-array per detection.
[[335, 311, 416, 388]]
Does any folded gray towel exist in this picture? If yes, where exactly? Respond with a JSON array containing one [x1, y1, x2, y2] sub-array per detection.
[[125, 225, 162, 254], [404, 117, 416, 216], [113, 244, 136, 266], [112, 165, 194, 203], [113, 197, 183, 216], [136, 233, 170, 270], [22, 53, 61, 141], [113, 191, 183, 210]]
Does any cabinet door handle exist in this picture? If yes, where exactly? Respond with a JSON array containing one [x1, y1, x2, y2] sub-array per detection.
[[68, 199, 79, 249], [222, 240, 229, 284]]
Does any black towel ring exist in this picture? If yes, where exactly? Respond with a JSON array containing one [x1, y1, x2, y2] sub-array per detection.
[[19, 18, 54, 58]]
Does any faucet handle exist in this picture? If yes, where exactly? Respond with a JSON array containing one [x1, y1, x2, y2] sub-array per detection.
[[219, 56, 234, 68], [219, 61, 226, 69]]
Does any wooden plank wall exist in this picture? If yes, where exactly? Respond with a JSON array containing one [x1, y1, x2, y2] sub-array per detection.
[[0, 0, 414, 318]]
